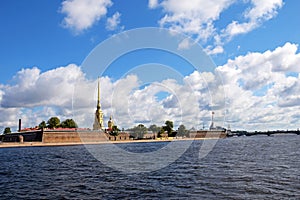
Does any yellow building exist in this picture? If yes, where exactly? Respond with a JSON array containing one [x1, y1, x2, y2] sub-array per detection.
[[108, 116, 114, 130]]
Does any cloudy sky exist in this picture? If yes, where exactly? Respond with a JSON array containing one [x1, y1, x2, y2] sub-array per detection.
[[0, 0, 300, 132]]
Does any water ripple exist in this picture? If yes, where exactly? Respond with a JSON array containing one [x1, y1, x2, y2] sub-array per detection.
[[0, 135, 299, 199]]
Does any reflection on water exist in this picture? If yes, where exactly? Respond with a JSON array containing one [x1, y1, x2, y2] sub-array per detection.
[[0, 135, 299, 199]]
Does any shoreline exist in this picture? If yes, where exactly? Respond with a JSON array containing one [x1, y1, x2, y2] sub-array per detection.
[[0, 137, 220, 148]]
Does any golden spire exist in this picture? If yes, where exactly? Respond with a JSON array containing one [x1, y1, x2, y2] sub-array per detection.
[[93, 77, 104, 130], [97, 77, 100, 109]]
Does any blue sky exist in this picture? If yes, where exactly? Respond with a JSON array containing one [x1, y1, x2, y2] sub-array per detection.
[[1, 0, 300, 131], [1, 0, 299, 82]]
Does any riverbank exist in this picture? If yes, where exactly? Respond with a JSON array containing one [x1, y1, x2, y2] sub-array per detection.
[[0, 137, 220, 148]]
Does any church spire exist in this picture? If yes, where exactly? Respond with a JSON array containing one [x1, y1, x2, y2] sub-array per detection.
[[97, 77, 101, 109], [93, 77, 104, 130]]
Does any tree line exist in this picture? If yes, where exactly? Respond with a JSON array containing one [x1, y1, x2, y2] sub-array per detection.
[[39, 117, 78, 129], [126, 120, 189, 139], [2, 118, 190, 138], [2, 117, 78, 134]]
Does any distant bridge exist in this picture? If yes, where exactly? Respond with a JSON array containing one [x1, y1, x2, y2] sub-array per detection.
[[230, 130, 300, 137]]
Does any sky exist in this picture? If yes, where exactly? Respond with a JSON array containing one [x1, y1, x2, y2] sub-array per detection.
[[0, 0, 300, 132]]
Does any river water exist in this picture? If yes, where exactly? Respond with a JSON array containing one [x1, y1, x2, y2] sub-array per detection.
[[0, 135, 299, 199]]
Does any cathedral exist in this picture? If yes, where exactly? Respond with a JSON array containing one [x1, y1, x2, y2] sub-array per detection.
[[92, 78, 115, 131], [92, 77, 129, 140]]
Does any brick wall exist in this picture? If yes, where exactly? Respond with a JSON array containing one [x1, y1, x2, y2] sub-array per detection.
[[42, 131, 109, 143]]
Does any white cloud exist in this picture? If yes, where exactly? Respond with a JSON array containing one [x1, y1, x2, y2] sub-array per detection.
[[0, 65, 206, 130], [0, 64, 94, 130], [204, 45, 224, 55], [245, 0, 283, 21], [268, 43, 300, 72], [177, 38, 193, 50], [158, 0, 234, 42], [1, 64, 84, 108], [150, 0, 284, 54], [61, 0, 112, 33], [1, 43, 300, 131], [216, 42, 300, 130], [148, 0, 159, 9], [221, 0, 283, 41], [0, 107, 20, 129], [106, 12, 123, 31], [221, 21, 257, 38]]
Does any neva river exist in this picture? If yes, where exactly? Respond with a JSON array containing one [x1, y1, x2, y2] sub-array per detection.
[[1, 135, 299, 199]]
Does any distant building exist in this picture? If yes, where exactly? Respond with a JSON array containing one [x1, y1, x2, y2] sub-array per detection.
[[143, 131, 157, 139]]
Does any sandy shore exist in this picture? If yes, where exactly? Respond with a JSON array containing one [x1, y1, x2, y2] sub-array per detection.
[[0, 138, 219, 148]]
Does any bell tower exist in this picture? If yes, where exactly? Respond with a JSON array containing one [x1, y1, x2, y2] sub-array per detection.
[[108, 115, 114, 130], [93, 77, 104, 130]]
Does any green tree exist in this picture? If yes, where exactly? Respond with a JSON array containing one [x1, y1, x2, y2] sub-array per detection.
[[157, 127, 165, 138], [136, 124, 147, 139], [60, 119, 78, 128], [39, 121, 47, 129], [129, 124, 147, 139], [163, 120, 173, 136], [177, 124, 188, 137], [148, 124, 160, 133], [47, 117, 60, 129], [110, 125, 120, 136], [3, 127, 11, 134]]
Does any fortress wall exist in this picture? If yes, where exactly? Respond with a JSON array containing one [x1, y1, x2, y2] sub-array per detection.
[[2, 130, 130, 144], [189, 131, 227, 138], [42, 131, 109, 143], [1, 131, 43, 142]]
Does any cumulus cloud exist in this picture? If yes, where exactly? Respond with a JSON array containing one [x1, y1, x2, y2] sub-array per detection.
[[1, 43, 300, 131], [0, 65, 213, 131], [150, 0, 284, 54], [204, 45, 224, 55], [106, 12, 123, 31], [216, 42, 300, 130], [158, 0, 233, 42], [221, 0, 283, 41], [61, 0, 112, 33], [268, 43, 300, 72], [1, 64, 84, 108], [0, 64, 86, 130]]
